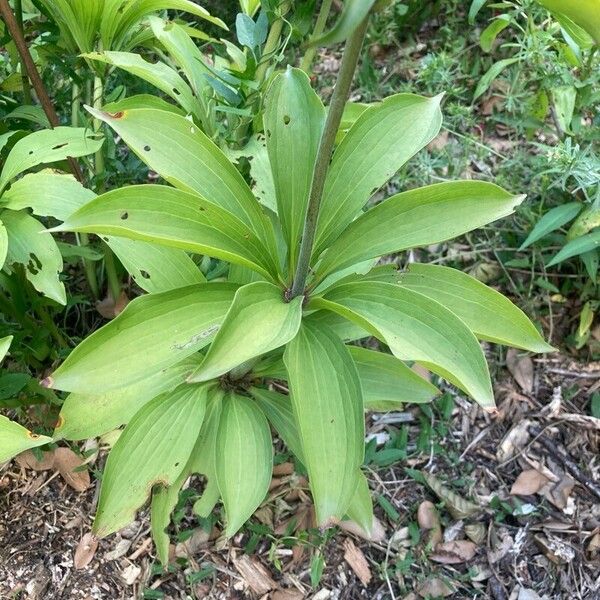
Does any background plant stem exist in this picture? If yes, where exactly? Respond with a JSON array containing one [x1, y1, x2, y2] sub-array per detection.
[[290, 16, 369, 299], [255, 1, 290, 85], [13, 0, 32, 104], [300, 0, 334, 74]]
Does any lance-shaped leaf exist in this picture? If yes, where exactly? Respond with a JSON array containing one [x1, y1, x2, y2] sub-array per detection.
[[519, 202, 582, 249], [52, 185, 278, 279], [399, 264, 553, 353], [317, 181, 525, 280], [0, 416, 52, 463], [0, 127, 102, 193], [345, 471, 374, 536], [0, 220, 7, 269], [151, 388, 221, 564], [83, 51, 200, 118], [105, 237, 205, 294], [54, 356, 202, 441], [86, 107, 275, 250], [103, 93, 185, 115], [94, 383, 209, 537], [349, 346, 440, 410], [2, 170, 96, 221], [215, 394, 273, 537], [264, 67, 325, 269], [536, 0, 600, 45], [3, 211, 65, 305], [309, 0, 377, 46], [48, 283, 237, 394], [547, 229, 600, 266], [315, 93, 443, 253], [0, 335, 12, 364], [313, 282, 495, 409], [284, 322, 364, 526], [189, 282, 302, 382]]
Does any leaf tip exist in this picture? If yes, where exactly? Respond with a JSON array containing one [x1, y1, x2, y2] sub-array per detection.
[[40, 375, 54, 389]]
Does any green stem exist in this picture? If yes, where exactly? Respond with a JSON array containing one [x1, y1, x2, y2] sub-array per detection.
[[255, 1, 290, 85], [35, 304, 68, 349], [300, 0, 334, 74], [290, 16, 369, 299], [14, 0, 32, 104], [103, 242, 121, 303]]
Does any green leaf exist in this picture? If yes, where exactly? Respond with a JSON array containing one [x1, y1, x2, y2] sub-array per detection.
[[469, 0, 488, 24], [48, 283, 237, 394], [345, 471, 374, 536], [284, 321, 364, 526], [399, 264, 554, 352], [215, 393, 273, 537], [5, 105, 52, 128], [480, 15, 511, 52], [251, 387, 305, 462], [53, 184, 279, 280], [0, 220, 7, 269], [349, 346, 440, 410], [0, 335, 12, 364], [567, 205, 600, 240], [551, 86, 577, 133], [547, 229, 600, 266], [536, 0, 600, 45], [309, 0, 377, 46], [313, 282, 495, 409], [105, 237, 205, 294], [93, 383, 209, 537], [83, 51, 200, 119], [473, 58, 519, 100], [0, 127, 102, 193], [520, 202, 582, 249], [54, 356, 202, 441], [315, 93, 443, 254], [317, 181, 524, 281], [103, 94, 185, 116], [189, 282, 303, 382], [85, 107, 275, 249], [2, 170, 96, 221], [3, 211, 66, 304], [151, 388, 221, 564], [264, 67, 325, 270], [0, 416, 52, 463]]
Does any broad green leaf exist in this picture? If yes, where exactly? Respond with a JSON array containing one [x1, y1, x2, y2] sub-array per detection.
[[5, 105, 52, 128], [520, 202, 582, 249], [309, 0, 377, 46], [536, 0, 600, 45], [349, 346, 440, 410], [189, 282, 303, 382], [0, 416, 52, 463], [0, 335, 12, 364], [284, 322, 364, 526], [317, 181, 524, 280], [54, 356, 202, 441], [473, 58, 519, 100], [103, 94, 185, 115], [552, 86, 577, 132], [0, 220, 7, 269], [313, 282, 495, 408], [94, 383, 209, 537], [469, 0, 488, 24], [2, 170, 95, 221], [308, 309, 370, 342], [251, 387, 305, 462], [3, 211, 66, 305], [264, 67, 325, 270], [399, 264, 553, 352], [345, 472, 374, 536], [105, 237, 205, 294], [53, 185, 279, 279], [240, 0, 261, 16], [151, 389, 221, 564], [568, 205, 600, 239], [0, 130, 21, 154], [315, 94, 443, 254], [480, 15, 511, 52], [555, 14, 595, 50], [86, 107, 275, 249], [215, 393, 272, 537], [0, 127, 102, 193], [336, 102, 371, 143], [547, 230, 600, 266], [83, 51, 200, 118], [48, 283, 237, 394]]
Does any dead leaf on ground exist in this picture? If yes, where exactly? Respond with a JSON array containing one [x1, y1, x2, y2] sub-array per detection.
[[534, 534, 575, 564], [510, 469, 550, 496], [16, 449, 55, 471], [465, 523, 486, 545], [96, 290, 129, 319], [233, 555, 277, 596], [496, 419, 532, 462], [517, 588, 543, 600], [430, 540, 478, 564], [422, 472, 481, 519], [343, 538, 372, 586], [418, 577, 455, 598], [121, 564, 141, 586], [543, 475, 575, 510], [74, 532, 98, 569], [175, 527, 211, 557], [427, 129, 449, 152], [339, 515, 386, 543], [506, 349, 534, 394], [53, 447, 90, 492], [271, 590, 304, 600], [417, 500, 439, 530]]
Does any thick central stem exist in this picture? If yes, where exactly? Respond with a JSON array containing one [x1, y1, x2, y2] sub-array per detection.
[[290, 17, 369, 299]]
